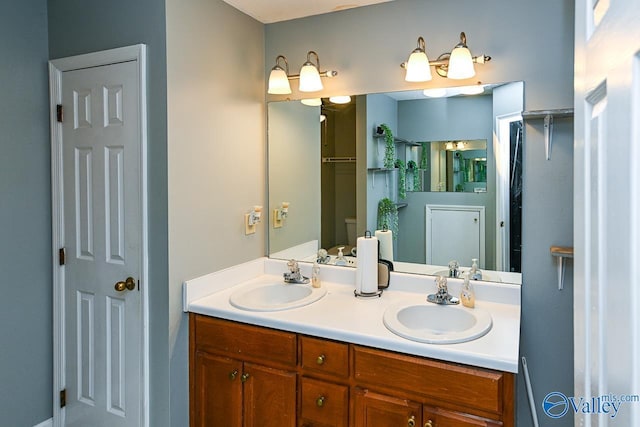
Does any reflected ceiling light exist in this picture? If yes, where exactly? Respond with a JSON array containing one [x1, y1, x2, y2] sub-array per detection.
[[267, 51, 338, 95], [301, 98, 322, 106], [329, 95, 351, 104], [423, 88, 447, 98], [459, 85, 485, 95], [403, 37, 432, 82], [267, 55, 292, 94], [400, 32, 491, 81]]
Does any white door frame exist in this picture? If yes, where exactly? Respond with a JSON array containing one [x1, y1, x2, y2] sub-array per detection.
[[49, 44, 149, 427], [494, 112, 522, 272]]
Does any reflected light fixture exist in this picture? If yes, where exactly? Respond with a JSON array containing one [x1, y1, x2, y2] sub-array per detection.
[[445, 142, 454, 150], [268, 55, 292, 94], [301, 98, 322, 106], [400, 32, 491, 80], [423, 88, 447, 98], [267, 51, 338, 95], [329, 95, 351, 104], [456, 141, 465, 150], [459, 84, 485, 95], [404, 37, 432, 82]]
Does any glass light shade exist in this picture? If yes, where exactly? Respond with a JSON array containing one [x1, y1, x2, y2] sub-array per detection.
[[445, 142, 454, 150], [329, 95, 351, 104], [301, 98, 322, 106], [268, 67, 292, 94], [447, 46, 475, 79], [299, 63, 323, 92], [456, 141, 465, 150], [405, 51, 432, 82], [423, 88, 447, 98]]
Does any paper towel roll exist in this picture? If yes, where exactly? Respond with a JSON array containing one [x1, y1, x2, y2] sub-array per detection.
[[356, 235, 378, 294], [375, 229, 393, 262]]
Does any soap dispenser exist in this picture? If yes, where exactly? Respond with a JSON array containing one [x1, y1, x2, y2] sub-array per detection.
[[334, 246, 347, 266], [312, 261, 321, 288], [460, 272, 475, 308], [470, 258, 482, 280]]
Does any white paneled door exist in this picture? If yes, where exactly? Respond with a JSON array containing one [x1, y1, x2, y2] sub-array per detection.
[[574, 0, 640, 425], [58, 59, 143, 427]]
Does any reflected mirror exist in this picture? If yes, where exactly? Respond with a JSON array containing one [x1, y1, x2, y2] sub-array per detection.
[[268, 82, 524, 284]]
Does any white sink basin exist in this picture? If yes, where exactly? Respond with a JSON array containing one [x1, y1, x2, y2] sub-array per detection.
[[383, 301, 492, 344], [229, 282, 327, 312]]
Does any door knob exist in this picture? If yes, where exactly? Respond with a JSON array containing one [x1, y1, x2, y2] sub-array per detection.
[[114, 277, 136, 292]]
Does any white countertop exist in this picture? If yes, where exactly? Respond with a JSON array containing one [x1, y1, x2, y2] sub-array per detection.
[[184, 257, 521, 373]]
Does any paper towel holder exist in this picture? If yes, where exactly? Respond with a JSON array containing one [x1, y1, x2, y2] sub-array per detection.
[[354, 231, 388, 298]]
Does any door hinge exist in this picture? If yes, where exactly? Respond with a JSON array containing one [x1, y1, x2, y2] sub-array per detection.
[[60, 389, 66, 408], [56, 104, 64, 123], [59, 248, 65, 266]]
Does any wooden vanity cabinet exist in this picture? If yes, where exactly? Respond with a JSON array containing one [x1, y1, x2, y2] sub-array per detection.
[[190, 314, 514, 427], [190, 315, 297, 427], [299, 336, 350, 427]]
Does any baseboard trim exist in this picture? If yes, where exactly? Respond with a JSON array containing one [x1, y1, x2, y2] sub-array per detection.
[[34, 418, 53, 427]]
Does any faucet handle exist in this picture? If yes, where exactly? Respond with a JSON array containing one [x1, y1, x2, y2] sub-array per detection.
[[436, 275, 448, 292], [287, 259, 299, 273]]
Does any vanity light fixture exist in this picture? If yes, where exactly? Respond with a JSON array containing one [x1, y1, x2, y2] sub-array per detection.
[[401, 32, 491, 81], [456, 141, 466, 150], [445, 142, 454, 151], [267, 51, 338, 95], [404, 36, 432, 82], [268, 55, 292, 95]]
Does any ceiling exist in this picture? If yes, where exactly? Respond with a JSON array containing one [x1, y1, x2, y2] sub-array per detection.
[[223, 0, 394, 24]]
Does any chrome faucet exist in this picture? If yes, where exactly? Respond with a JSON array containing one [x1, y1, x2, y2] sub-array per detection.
[[283, 259, 310, 284], [448, 260, 460, 278], [427, 276, 459, 305]]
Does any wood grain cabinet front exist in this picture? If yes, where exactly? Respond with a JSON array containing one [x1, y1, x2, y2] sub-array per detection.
[[190, 314, 514, 427]]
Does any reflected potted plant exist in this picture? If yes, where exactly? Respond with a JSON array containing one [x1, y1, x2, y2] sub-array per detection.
[[377, 198, 398, 239], [407, 160, 420, 191], [394, 159, 406, 199], [378, 124, 396, 169]]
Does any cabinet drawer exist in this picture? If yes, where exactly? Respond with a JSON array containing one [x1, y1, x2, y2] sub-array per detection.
[[194, 315, 297, 367], [300, 377, 348, 426], [353, 346, 504, 415], [300, 336, 349, 378]]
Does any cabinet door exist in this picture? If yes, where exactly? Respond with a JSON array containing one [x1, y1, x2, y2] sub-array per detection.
[[193, 352, 242, 427], [423, 407, 501, 427], [243, 362, 297, 427], [353, 388, 421, 427]]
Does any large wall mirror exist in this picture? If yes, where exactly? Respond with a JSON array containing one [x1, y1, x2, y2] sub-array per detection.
[[268, 82, 524, 284]]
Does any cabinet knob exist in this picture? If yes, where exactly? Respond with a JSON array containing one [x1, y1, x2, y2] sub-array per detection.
[[408, 415, 416, 427], [424, 421, 433, 427], [316, 396, 325, 407], [228, 370, 238, 381], [241, 373, 250, 383], [316, 354, 326, 365]]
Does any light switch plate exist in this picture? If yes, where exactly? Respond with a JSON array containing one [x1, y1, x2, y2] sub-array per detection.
[[273, 209, 283, 228], [245, 214, 256, 235]]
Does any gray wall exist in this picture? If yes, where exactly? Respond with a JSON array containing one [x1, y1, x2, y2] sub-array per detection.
[[266, 1, 575, 425], [47, 1, 171, 425], [0, 1, 51, 426], [165, 1, 266, 426]]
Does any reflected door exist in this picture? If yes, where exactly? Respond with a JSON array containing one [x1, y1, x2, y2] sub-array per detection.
[[426, 205, 485, 268], [62, 60, 142, 427]]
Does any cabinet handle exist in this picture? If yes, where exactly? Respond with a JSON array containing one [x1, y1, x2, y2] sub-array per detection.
[[241, 373, 250, 383], [424, 421, 433, 427], [316, 354, 326, 365], [228, 370, 238, 381], [408, 415, 416, 427], [316, 396, 325, 407]]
